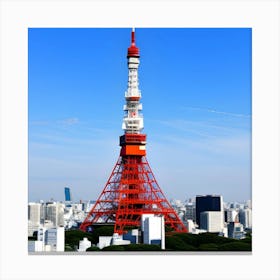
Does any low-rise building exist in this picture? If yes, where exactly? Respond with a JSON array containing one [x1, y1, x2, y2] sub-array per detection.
[[45, 226, 65, 251], [227, 222, 245, 239], [78, 237, 91, 252], [97, 234, 131, 249], [28, 226, 65, 252]]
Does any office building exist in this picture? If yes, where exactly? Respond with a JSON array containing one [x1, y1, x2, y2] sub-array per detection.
[[239, 208, 252, 229], [46, 202, 64, 227], [45, 227, 65, 251], [28, 202, 41, 236], [28, 202, 41, 225], [200, 211, 224, 233], [196, 195, 223, 228], [64, 187, 72, 202], [142, 214, 165, 249], [227, 222, 245, 239], [185, 202, 196, 221], [29, 226, 65, 252]]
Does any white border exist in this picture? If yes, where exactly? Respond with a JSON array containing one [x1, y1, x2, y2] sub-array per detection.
[[0, 0, 279, 279]]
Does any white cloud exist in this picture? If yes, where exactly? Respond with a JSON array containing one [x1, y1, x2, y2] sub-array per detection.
[[29, 117, 80, 127], [183, 106, 251, 118], [57, 117, 79, 125]]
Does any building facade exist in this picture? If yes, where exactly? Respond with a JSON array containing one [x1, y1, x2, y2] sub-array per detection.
[[239, 208, 252, 229], [46, 202, 64, 227], [45, 227, 65, 251], [200, 211, 224, 233], [195, 195, 224, 228]]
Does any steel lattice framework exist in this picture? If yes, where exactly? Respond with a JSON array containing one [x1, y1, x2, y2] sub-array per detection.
[[80, 28, 187, 234], [80, 156, 187, 234]]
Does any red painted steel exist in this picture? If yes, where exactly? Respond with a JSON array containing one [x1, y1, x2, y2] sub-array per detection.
[[126, 96, 140, 101], [80, 155, 187, 234], [119, 134, 146, 145], [120, 145, 146, 156], [127, 29, 139, 57]]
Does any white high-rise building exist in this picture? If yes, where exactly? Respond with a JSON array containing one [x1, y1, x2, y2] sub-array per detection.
[[142, 214, 165, 249], [239, 208, 252, 229], [46, 203, 56, 225], [28, 202, 41, 225], [46, 202, 65, 227], [57, 203, 65, 226], [28, 202, 41, 236], [200, 211, 224, 233]]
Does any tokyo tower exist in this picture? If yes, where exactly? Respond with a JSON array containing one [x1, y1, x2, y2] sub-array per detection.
[[80, 28, 187, 234]]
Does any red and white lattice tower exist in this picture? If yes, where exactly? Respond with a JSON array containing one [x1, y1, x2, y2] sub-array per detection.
[[80, 28, 187, 234]]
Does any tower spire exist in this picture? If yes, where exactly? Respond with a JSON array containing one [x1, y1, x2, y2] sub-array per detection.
[[122, 28, 143, 135], [127, 28, 139, 57], [131, 28, 135, 45]]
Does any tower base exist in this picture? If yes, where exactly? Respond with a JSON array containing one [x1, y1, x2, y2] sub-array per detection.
[[80, 155, 187, 234]]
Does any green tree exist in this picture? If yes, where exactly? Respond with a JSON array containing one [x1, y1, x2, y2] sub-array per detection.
[[198, 243, 219, 251], [91, 226, 115, 244], [102, 245, 125, 251], [123, 244, 161, 251], [65, 244, 74, 251], [86, 246, 100, 251], [165, 235, 196, 251], [219, 242, 251, 251]]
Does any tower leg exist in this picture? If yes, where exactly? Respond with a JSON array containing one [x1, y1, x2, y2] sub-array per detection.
[[80, 156, 187, 234]]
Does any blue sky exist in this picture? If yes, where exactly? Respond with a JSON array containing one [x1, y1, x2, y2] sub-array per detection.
[[28, 28, 251, 203]]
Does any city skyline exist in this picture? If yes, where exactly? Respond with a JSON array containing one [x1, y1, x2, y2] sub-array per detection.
[[28, 28, 252, 203]]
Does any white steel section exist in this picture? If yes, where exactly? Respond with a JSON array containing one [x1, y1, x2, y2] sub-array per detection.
[[125, 69, 141, 98], [122, 117, 143, 132], [122, 51, 144, 133]]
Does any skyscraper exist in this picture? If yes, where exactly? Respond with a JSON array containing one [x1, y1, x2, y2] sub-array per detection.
[[64, 187, 72, 202], [196, 195, 223, 228], [28, 202, 41, 236], [28, 202, 41, 225], [46, 202, 64, 227], [239, 208, 252, 229]]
